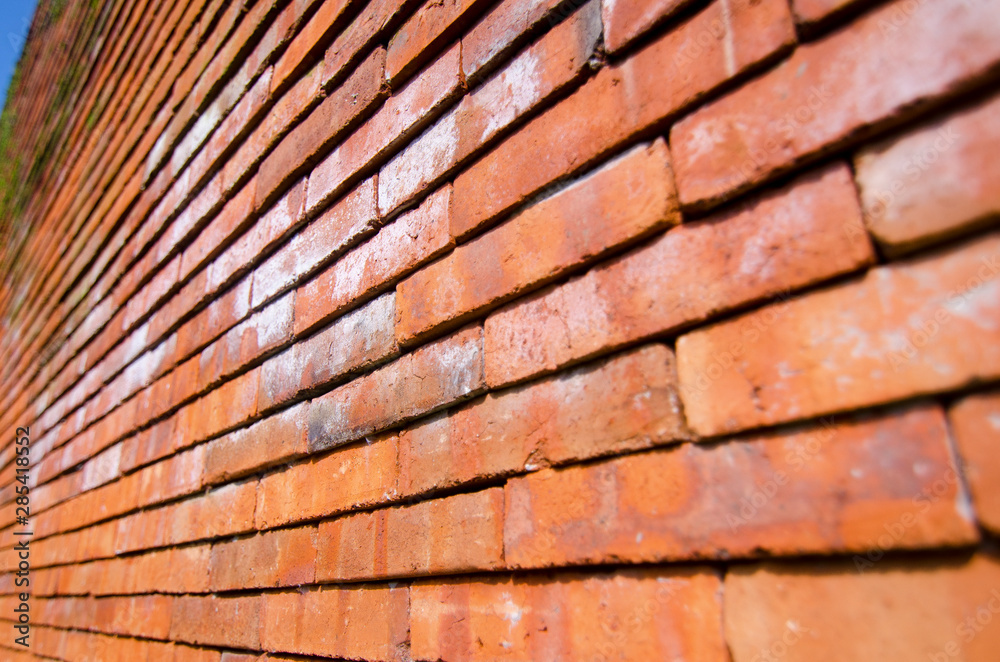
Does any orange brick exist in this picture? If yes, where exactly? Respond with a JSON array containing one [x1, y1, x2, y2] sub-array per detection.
[[378, 0, 601, 216], [452, 0, 794, 238], [258, 292, 398, 411], [485, 161, 873, 387], [257, 47, 386, 209], [316, 488, 504, 580], [203, 401, 310, 484], [396, 139, 679, 344], [387, 0, 490, 84], [306, 44, 462, 215], [671, 0, 1000, 211], [306, 324, 484, 450], [398, 344, 688, 496], [261, 585, 409, 660], [170, 595, 262, 649], [950, 391, 1000, 535], [461, 0, 564, 82], [855, 92, 1000, 255], [678, 231, 1000, 437], [271, 0, 352, 92], [209, 526, 317, 589], [294, 185, 453, 334], [602, 0, 692, 53], [255, 433, 399, 528], [250, 176, 379, 309], [504, 405, 977, 568], [725, 554, 1000, 662], [411, 568, 727, 662]]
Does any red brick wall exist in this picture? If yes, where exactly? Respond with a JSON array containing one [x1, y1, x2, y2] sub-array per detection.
[[0, 0, 999, 659]]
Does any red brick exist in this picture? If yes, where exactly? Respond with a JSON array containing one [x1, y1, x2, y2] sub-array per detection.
[[855, 92, 1000, 255], [168, 480, 258, 544], [452, 0, 794, 238], [137, 445, 206, 507], [198, 293, 294, 387], [261, 585, 408, 660], [294, 185, 453, 334], [170, 595, 262, 649], [378, 0, 601, 215], [322, 0, 417, 88], [209, 180, 307, 293], [677, 231, 1000, 437], [306, 324, 484, 450], [258, 292, 398, 411], [257, 48, 386, 209], [251, 176, 379, 309], [209, 526, 317, 589], [503, 405, 977, 568], [180, 179, 258, 282], [255, 433, 399, 528], [204, 401, 310, 484], [725, 554, 1000, 662], [485, 161, 873, 387], [411, 568, 727, 662], [460, 0, 563, 82], [602, 0, 693, 53], [306, 44, 463, 215], [949, 391, 1000, 535], [387, 0, 490, 84], [671, 0, 1000, 211], [271, 0, 352, 92], [398, 140, 677, 344], [190, 367, 262, 441], [398, 344, 688, 495], [316, 487, 504, 580]]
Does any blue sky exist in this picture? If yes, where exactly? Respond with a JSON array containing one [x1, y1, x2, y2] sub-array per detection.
[[0, 0, 38, 112]]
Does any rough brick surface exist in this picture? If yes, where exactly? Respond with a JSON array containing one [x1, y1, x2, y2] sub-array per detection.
[[1, 0, 996, 657]]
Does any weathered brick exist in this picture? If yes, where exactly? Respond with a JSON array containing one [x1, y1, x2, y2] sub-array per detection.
[[322, 0, 418, 89], [725, 554, 1000, 662], [378, 0, 601, 216], [256, 433, 399, 528], [167, 479, 258, 545], [671, 0, 1000, 211], [261, 585, 409, 660], [791, 0, 867, 27], [452, 0, 794, 238], [398, 344, 688, 496], [259, 292, 398, 411], [949, 391, 1000, 535], [485, 162, 873, 387], [397, 139, 678, 344], [855, 92, 1000, 255], [602, 0, 693, 53], [387, 0, 490, 84], [306, 324, 484, 450], [677, 231, 1000, 437], [170, 595, 262, 649], [271, 0, 352, 92], [257, 48, 386, 209], [307, 44, 463, 215], [504, 405, 977, 568], [250, 176, 379, 309], [460, 0, 563, 82], [411, 568, 727, 662], [294, 185, 453, 334], [316, 488, 504, 580], [209, 526, 317, 589], [204, 401, 310, 484]]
